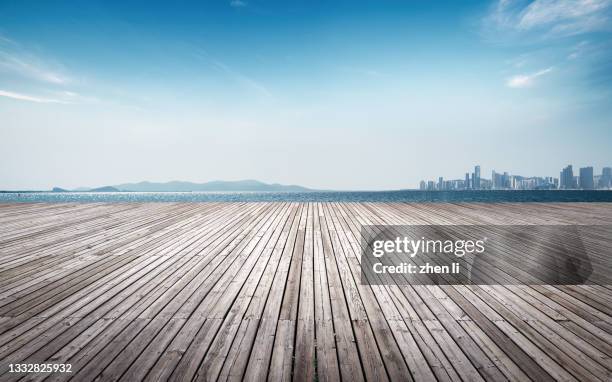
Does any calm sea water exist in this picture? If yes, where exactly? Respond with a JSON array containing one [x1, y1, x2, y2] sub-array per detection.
[[1, 190, 611, 203]]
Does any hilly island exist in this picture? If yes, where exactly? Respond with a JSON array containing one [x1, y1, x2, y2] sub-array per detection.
[[48, 180, 316, 193]]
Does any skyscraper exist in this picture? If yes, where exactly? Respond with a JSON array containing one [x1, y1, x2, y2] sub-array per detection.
[[474, 165, 481, 189], [502, 172, 510, 189], [560, 165, 574, 189], [579, 167, 594, 189], [601, 167, 612, 188], [491, 170, 504, 189], [438, 177, 444, 191], [465, 173, 470, 190]]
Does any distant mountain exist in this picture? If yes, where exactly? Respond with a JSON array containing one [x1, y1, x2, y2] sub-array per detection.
[[89, 186, 120, 192], [51, 187, 68, 192], [111, 180, 315, 192]]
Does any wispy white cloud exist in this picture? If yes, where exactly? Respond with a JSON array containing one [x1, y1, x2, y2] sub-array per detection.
[[212, 60, 272, 97], [487, 2, 610, 88], [567, 40, 590, 59], [505, 54, 530, 68], [519, 0, 610, 29], [192, 49, 272, 98], [0, 36, 100, 105], [0, 49, 70, 84], [230, 0, 247, 8], [341, 66, 386, 77], [0, 89, 68, 103], [487, 0, 524, 30], [0, 34, 16, 45], [506, 66, 553, 87], [487, 0, 612, 38]]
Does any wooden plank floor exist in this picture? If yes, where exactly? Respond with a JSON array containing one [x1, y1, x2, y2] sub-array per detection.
[[0, 202, 611, 381]]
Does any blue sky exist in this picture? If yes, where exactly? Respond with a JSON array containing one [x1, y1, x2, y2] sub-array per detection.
[[1, 0, 611, 190]]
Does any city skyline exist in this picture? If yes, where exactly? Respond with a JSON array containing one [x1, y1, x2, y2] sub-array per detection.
[[420, 164, 612, 191]]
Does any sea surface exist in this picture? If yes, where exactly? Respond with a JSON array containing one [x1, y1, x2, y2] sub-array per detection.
[[1, 190, 611, 203]]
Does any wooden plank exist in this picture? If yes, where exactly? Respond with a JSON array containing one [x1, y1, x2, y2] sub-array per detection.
[[0, 202, 609, 382]]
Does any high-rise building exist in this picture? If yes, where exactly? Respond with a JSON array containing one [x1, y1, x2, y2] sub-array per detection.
[[419, 181, 426, 190], [491, 170, 504, 189], [474, 165, 481, 189], [465, 173, 470, 190], [502, 172, 510, 189], [544, 177, 558, 189], [438, 177, 444, 191], [579, 167, 594, 189], [600, 167, 612, 189], [560, 165, 574, 189]]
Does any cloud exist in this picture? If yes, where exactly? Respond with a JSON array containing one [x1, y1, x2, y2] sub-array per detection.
[[505, 54, 530, 68], [0, 89, 68, 103], [230, 0, 247, 8], [0, 34, 16, 45], [60, 90, 79, 97], [212, 60, 272, 97], [0, 36, 98, 105], [518, 0, 610, 29], [487, 0, 612, 38], [341, 66, 385, 77], [0, 50, 70, 84], [567, 40, 590, 59], [192, 49, 272, 98], [506, 67, 553, 87]]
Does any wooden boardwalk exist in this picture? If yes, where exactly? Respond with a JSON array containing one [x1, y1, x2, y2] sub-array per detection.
[[0, 202, 611, 381]]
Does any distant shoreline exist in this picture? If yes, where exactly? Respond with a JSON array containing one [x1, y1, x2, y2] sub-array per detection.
[[1, 189, 611, 203], [1, 189, 612, 193]]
